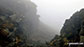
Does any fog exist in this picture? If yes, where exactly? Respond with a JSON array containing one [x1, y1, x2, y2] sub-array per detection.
[[31, 0, 84, 34], [0, 0, 59, 43], [0, 0, 84, 45]]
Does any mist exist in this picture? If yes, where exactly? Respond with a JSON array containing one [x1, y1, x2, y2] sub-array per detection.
[[0, 0, 84, 47], [0, 0, 59, 44], [31, 0, 84, 34]]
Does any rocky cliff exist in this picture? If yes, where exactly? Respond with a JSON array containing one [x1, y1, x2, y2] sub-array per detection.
[[50, 9, 84, 47], [0, 0, 57, 45]]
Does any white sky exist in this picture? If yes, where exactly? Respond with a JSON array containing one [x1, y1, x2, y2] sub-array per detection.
[[31, 0, 84, 34]]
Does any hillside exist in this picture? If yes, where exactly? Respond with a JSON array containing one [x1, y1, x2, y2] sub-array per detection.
[[50, 9, 84, 47]]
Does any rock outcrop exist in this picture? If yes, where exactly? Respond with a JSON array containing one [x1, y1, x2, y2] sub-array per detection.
[[0, 0, 57, 47], [50, 9, 84, 47], [0, 0, 39, 47]]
